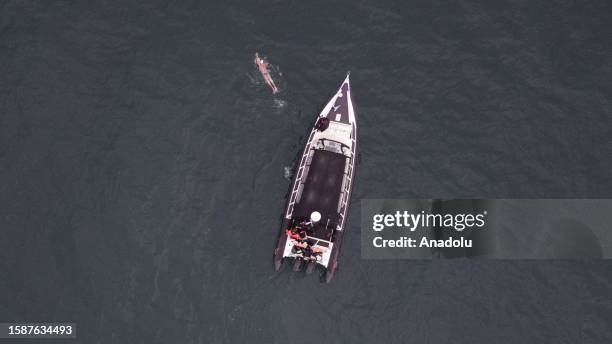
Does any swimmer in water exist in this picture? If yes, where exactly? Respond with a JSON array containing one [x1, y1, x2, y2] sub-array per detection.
[[254, 52, 279, 94]]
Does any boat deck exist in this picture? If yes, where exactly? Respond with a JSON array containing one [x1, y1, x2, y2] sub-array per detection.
[[293, 149, 346, 231]]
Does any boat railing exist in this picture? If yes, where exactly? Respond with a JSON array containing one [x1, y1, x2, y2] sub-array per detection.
[[337, 130, 357, 230], [286, 127, 317, 218], [305, 236, 333, 249]]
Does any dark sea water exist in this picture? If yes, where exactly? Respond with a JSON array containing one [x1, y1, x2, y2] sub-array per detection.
[[2, 1, 612, 343]]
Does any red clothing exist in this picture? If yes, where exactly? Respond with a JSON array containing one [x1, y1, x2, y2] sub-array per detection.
[[285, 229, 301, 240]]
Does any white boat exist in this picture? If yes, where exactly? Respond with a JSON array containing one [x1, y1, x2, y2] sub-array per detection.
[[273, 74, 357, 282]]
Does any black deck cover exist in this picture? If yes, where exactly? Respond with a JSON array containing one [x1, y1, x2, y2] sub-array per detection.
[[294, 149, 346, 226]]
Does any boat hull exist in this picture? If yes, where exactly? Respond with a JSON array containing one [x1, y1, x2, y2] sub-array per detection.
[[274, 74, 357, 283]]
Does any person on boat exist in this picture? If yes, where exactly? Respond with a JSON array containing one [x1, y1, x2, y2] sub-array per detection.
[[254, 52, 279, 94], [285, 227, 301, 241], [312, 246, 323, 255], [289, 226, 304, 238], [302, 242, 323, 260], [315, 117, 330, 131], [292, 240, 307, 254], [302, 244, 313, 258], [286, 225, 308, 241]]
